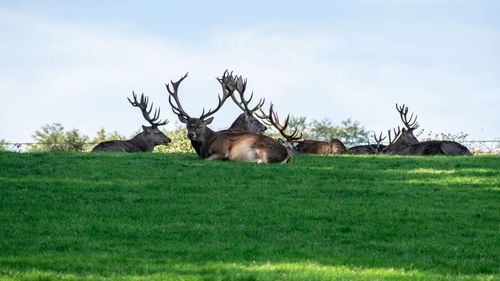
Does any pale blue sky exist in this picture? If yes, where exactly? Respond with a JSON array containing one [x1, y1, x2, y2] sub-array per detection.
[[1, 0, 499, 142]]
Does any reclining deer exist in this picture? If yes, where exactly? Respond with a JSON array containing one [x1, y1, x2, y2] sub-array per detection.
[[257, 103, 303, 155], [386, 104, 471, 155], [257, 103, 347, 155], [92, 93, 171, 152], [167, 73, 292, 163], [225, 72, 267, 134], [177, 71, 267, 158], [296, 139, 347, 155]]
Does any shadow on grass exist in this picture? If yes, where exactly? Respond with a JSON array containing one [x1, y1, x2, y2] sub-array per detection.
[[0, 152, 498, 280]]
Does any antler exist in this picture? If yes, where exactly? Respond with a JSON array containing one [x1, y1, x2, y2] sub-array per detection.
[[387, 126, 401, 146], [166, 73, 190, 121], [373, 132, 386, 148], [127, 92, 168, 127], [257, 103, 302, 142], [230, 75, 265, 114], [396, 103, 420, 130], [197, 70, 234, 120]]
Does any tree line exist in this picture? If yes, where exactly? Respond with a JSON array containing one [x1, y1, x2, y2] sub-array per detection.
[[1, 117, 373, 152], [0, 116, 473, 153]]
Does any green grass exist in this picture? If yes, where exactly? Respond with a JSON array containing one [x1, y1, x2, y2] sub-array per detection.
[[0, 152, 498, 281]]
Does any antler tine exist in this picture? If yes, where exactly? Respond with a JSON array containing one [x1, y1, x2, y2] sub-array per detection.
[[396, 103, 419, 130], [258, 103, 302, 142], [393, 126, 401, 138], [230, 73, 266, 114], [166, 72, 190, 119], [387, 126, 401, 145], [252, 96, 266, 113], [370, 131, 386, 153], [279, 112, 302, 141], [128, 91, 168, 127], [199, 72, 235, 120], [373, 131, 386, 145]]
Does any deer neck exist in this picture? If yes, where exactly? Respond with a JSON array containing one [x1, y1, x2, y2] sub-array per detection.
[[131, 133, 154, 152], [227, 114, 246, 132], [389, 134, 418, 153], [197, 127, 218, 159]]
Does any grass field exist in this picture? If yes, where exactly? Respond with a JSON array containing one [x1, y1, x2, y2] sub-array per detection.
[[0, 152, 498, 281]]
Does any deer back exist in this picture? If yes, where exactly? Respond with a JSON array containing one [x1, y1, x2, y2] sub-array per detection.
[[91, 126, 171, 152], [398, 140, 471, 156], [227, 113, 267, 134], [296, 139, 347, 155]]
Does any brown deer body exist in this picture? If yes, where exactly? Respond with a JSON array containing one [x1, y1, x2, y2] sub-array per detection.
[[91, 93, 171, 152], [296, 139, 347, 154], [188, 72, 267, 158], [167, 72, 291, 163]]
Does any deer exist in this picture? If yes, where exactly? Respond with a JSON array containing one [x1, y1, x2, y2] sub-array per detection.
[[91, 93, 171, 152], [386, 104, 472, 156], [226, 74, 267, 134], [348, 127, 400, 154], [166, 73, 292, 163], [177, 71, 267, 158], [256, 103, 303, 155], [295, 139, 347, 155]]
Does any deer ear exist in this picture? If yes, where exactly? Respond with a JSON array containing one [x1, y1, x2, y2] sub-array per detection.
[[142, 125, 148, 130], [204, 117, 214, 125], [177, 115, 188, 124]]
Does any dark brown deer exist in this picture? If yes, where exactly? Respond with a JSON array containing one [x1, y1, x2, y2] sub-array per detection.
[[347, 128, 395, 154], [356, 127, 400, 154], [386, 103, 420, 153], [226, 74, 267, 134], [387, 104, 471, 155], [91, 93, 171, 152], [167, 73, 291, 163], [347, 144, 378, 154]]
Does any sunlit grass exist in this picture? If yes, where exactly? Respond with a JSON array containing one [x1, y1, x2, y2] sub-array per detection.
[[0, 261, 495, 281], [0, 152, 498, 281]]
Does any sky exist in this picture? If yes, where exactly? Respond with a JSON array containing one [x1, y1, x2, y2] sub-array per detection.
[[1, 0, 499, 143]]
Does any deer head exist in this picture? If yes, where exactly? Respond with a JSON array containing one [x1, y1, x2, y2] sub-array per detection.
[[257, 103, 302, 152], [166, 72, 234, 142], [371, 126, 400, 154], [395, 103, 420, 146], [229, 73, 267, 133], [370, 132, 387, 154]]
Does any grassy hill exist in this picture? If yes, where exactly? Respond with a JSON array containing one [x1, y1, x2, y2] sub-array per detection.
[[0, 152, 498, 281]]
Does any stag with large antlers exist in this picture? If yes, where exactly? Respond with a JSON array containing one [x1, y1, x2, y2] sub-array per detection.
[[386, 104, 471, 155], [167, 73, 291, 163], [257, 103, 303, 154], [261, 107, 347, 155], [91, 93, 171, 152], [226, 74, 267, 134], [386, 103, 420, 152]]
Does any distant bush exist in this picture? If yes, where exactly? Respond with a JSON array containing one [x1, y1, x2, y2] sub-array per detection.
[[29, 123, 89, 152], [91, 128, 126, 144], [417, 129, 469, 143], [155, 126, 194, 153], [279, 116, 371, 147], [0, 139, 8, 151]]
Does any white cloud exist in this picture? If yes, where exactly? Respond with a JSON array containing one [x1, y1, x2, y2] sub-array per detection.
[[0, 7, 499, 145]]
